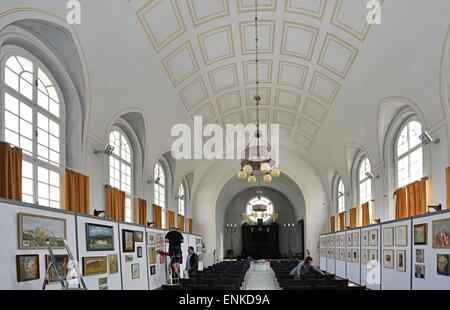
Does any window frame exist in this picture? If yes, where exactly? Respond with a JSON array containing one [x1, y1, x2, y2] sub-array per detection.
[[154, 162, 167, 228], [0, 46, 66, 207], [394, 119, 424, 188], [336, 178, 345, 214], [178, 183, 185, 217], [108, 126, 134, 223], [358, 156, 372, 205]]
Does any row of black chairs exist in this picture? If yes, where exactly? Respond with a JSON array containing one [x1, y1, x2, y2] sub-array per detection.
[[162, 261, 250, 290], [270, 260, 366, 290]]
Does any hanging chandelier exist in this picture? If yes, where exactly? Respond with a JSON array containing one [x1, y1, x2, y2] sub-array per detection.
[[237, 0, 280, 184]]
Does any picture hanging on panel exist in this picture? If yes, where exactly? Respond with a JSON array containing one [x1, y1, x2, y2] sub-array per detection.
[[98, 277, 108, 286], [352, 232, 359, 247], [86, 223, 114, 251], [352, 249, 359, 263], [347, 249, 352, 261], [415, 249, 425, 263], [131, 263, 140, 279], [436, 254, 450, 276], [369, 229, 378, 246], [125, 255, 133, 262], [148, 247, 157, 264], [137, 246, 143, 258], [396, 250, 406, 272], [82, 256, 107, 276], [45, 254, 69, 283], [16, 255, 40, 282], [150, 265, 156, 275], [339, 248, 344, 261], [147, 232, 156, 246], [347, 234, 352, 247], [414, 264, 425, 279], [432, 219, 450, 248], [335, 235, 339, 247], [395, 225, 408, 246], [339, 235, 345, 247], [369, 249, 378, 262], [383, 250, 394, 269], [361, 231, 369, 246], [413, 223, 427, 245], [383, 227, 394, 247], [18, 213, 67, 249], [122, 230, 135, 252], [335, 249, 340, 260], [134, 231, 144, 243], [362, 249, 369, 265], [108, 254, 119, 274]]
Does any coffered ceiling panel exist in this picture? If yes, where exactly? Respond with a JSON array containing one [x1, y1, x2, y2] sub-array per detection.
[[136, 0, 374, 150]]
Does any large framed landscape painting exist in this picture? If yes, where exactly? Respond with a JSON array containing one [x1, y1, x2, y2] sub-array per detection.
[[432, 218, 450, 248], [86, 223, 114, 251], [18, 213, 67, 249], [16, 255, 40, 282]]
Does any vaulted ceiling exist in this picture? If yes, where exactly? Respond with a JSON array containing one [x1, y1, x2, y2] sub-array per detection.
[[135, 0, 378, 150]]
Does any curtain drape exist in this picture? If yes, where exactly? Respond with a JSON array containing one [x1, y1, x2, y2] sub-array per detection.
[[330, 216, 336, 232], [178, 215, 185, 232], [188, 218, 193, 234], [0, 141, 22, 201], [64, 169, 89, 214], [137, 198, 147, 226], [105, 185, 125, 221], [361, 202, 370, 226], [395, 187, 407, 219], [339, 212, 346, 231], [446, 167, 450, 210], [411, 178, 427, 216], [168, 210, 175, 228], [349, 207, 358, 229], [153, 204, 162, 228]]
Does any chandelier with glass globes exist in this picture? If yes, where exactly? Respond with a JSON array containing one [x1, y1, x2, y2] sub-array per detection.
[[237, 0, 280, 184]]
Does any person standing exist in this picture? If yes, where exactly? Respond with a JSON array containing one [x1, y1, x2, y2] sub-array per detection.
[[185, 246, 199, 277], [164, 227, 184, 278]]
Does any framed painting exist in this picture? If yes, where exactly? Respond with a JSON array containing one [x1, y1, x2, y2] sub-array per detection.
[[82, 256, 107, 276], [369, 249, 378, 262], [16, 255, 40, 282], [383, 227, 394, 246], [125, 255, 133, 262], [339, 248, 344, 261], [98, 277, 108, 286], [137, 246, 143, 258], [156, 234, 165, 252], [383, 250, 394, 269], [352, 249, 359, 263], [361, 231, 369, 246], [362, 249, 369, 265], [432, 219, 450, 248], [150, 265, 156, 275], [369, 229, 378, 246], [414, 264, 425, 279], [352, 232, 359, 247], [86, 223, 114, 251], [18, 213, 66, 249], [45, 254, 69, 283], [396, 250, 406, 272], [347, 234, 352, 247], [134, 231, 144, 243], [147, 232, 156, 246], [335, 248, 340, 260], [414, 223, 427, 245], [346, 249, 352, 262], [108, 254, 119, 274], [131, 263, 140, 279], [148, 247, 157, 264], [122, 229, 135, 252], [415, 249, 425, 263], [437, 254, 450, 276], [339, 235, 345, 248], [395, 225, 408, 246], [335, 235, 340, 247]]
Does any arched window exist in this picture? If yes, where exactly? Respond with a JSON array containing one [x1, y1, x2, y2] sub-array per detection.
[[246, 196, 273, 222], [178, 183, 185, 216], [2, 53, 64, 208], [396, 120, 423, 187], [154, 162, 166, 228], [109, 129, 133, 223], [337, 179, 345, 213], [358, 157, 372, 204]]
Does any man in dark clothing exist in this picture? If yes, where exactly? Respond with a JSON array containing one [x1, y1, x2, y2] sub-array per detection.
[[290, 256, 324, 280], [185, 246, 198, 276], [165, 228, 184, 278]]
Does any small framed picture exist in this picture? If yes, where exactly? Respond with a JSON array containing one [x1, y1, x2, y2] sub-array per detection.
[[347, 234, 352, 247], [396, 250, 406, 272], [134, 231, 144, 243], [137, 246, 142, 258], [383, 250, 394, 269], [362, 249, 369, 265], [414, 223, 427, 245], [369, 249, 378, 262], [383, 227, 394, 247], [416, 249, 425, 263], [369, 229, 378, 246], [361, 231, 369, 246], [437, 254, 450, 276], [131, 263, 140, 279], [414, 264, 425, 279], [352, 233, 359, 247], [395, 225, 408, 246], [352, 249, 359, 263], [16, 255, 40, 282]]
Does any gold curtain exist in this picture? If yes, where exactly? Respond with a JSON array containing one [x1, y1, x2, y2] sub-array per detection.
[[412, 178, 427, 216], [153, 204, 162, 228], [330, 216, 336, 232], [178, 215, 185, 232], [339, 212, 346, 231], [188, 218, 193, 233], [64, 169, 89, 214], [446, 167, 450, 210], [137, 198, 147, 226], [349, 207, 358, 229], [105, 185, 125, 221], [168, 210, 175, 228], [395, 187, 407, 219], [406, 183, 416, 217], [361, 202, 370, 226], [0, 141, 22, 201]]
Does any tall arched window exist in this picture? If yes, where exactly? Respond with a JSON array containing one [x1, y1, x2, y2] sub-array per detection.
[[396, 120, 423, 187], [154, 163, 166, 228], [337, 179, 345, 213], [178, 183, 185, 216], [109, 129, 133, 223], [358, 157, 372, 204], [2, 53, 64, 208]]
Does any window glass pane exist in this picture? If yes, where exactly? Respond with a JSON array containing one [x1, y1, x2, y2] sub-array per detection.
[[5, 92, 19, 114], [397, 126, 408, 156], [17, 56, 33, 73], [6, 57, 22, 74], [4, 67, 19, 91]]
